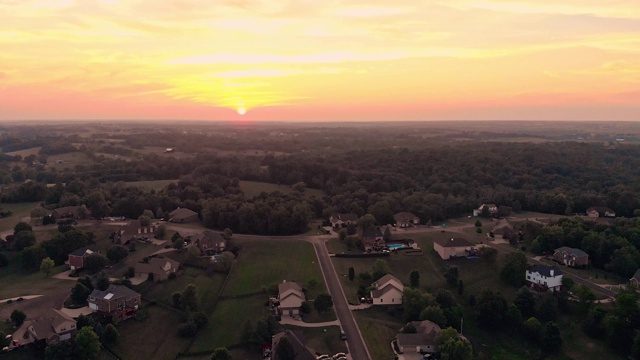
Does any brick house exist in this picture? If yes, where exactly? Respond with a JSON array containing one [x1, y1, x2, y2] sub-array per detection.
[[393, 212, 420, 228], [192, 230, 227, 256], [88, 285, 141, 321], [67, 247, 97, 270], [552, 247, 589, 267], [361, 227, 384, 251]]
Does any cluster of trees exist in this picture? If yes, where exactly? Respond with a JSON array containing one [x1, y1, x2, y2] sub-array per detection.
[[45, 316, 120, 360], [531, 217, 640, 277], [401, 288, 471, 359], [171, 284, 209, 338]]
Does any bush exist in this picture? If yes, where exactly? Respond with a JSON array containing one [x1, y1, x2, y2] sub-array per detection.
[[178, 321, 198, 337]]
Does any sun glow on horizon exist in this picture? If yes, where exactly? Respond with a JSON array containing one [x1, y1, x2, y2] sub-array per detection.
[[1, 0, 639, 121]]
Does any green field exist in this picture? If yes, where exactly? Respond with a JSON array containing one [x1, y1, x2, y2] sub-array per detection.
[[111, 305, 192, 360], [353, 307, 403, 360], [0, 201, 41, 232], [0, 252, 69, 299], [283, 325, 348, 356], [224, 239, 326, 297], [48, 152, 96, 171], [239, 180, 325, 199], [124, 179, 178, 191], [4, 147, 42, 157]]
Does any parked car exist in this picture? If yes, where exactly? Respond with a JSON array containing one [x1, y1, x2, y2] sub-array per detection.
[[340, 331, 347, 340]]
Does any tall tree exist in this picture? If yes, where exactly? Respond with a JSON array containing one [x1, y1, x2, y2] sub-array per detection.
[[40, 257, 55, 277], [75, 327, 101, 360], [410, 270, 420, 288]]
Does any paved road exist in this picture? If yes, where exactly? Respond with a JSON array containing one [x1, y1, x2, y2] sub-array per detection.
[[312, 240, 371, 360]]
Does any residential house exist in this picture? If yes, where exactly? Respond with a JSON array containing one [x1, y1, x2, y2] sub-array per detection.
[[491, 219, 514, 239], [134, 257, 180, 282], [371, 274, 404, 305], [277, 281, 305, 316], [50, 205, 90, 220], [192, 230, 227, 256], [67, 247, 97, 270], [473, 204, 498, 217], [526, 265, 563, 292], [395, 320, 442, 355], [433, 237, 475, 260], [88, 285, 141, 321], [586, 206, 616, 218], [114, 219, 156, 243], [393, 212, 420, 228], [329, 213, 358, 228], [361, 227, 384, 251], [552, 247, 589, 267], [12, 309, 77, 346], [269, 330, 316, 360], [630, 269, 640, 288], [168, 207, 199, 223]]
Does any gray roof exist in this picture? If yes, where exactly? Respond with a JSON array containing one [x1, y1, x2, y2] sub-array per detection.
[[272, 330, 316, 360], [169, 207, 198, 219], [135, 257, 180, 276], [528, 264, 563, 277], [90, 284, 140, 301], [394, 212, 419, 221], [433, 237, 474, 248], [278, 281, 303, 296], [396, 320, 441, 347], [554, 246, 588, 258], [632, 269, 640, 282], [69, 247, 95, 257]]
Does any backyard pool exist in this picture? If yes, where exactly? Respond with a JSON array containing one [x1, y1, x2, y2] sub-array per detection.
[[388, 244, 407, 250]]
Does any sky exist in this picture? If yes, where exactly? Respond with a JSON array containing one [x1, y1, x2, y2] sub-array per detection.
[[1, 0, 639, 122]]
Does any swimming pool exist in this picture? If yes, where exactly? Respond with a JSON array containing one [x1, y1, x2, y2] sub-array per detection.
[[387, 244, 406, 250]]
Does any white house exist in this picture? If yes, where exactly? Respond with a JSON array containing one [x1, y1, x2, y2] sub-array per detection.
[[526, 265, 563, 292], [473, 204, 498, 217], [277, 281, 305, 316], [371, 274, 404, 305]]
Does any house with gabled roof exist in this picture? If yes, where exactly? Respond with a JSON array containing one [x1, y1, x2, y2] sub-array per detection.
[[67, 247, 97, 270], [88, 285, 141, 321], [394, 212, 420, 228], [433, 237, 475, 260], [134, 257, 180, 282], [586, 206, 616, 218], [630, 269, 640, 288], [371, 274, 404, 305], [114, 219, 156, 243], [473, 204, 498, 217], [395, 320, 442, 355], [526, 265, 563, 292], [191, 230, 226, 256], [329, 213, 358, 228], [553, 247, 589, 267], [491, 219, 514, 239], [169, 207, 199, 223], [361, 227, 384, 251], [269, 329, 316, 360], [11, 309, 77, 346], [277, 280, 305, 316]]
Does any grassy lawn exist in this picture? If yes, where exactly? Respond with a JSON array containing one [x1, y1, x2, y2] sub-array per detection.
[[0, 202, 41, 232], [326, 238, 349, 254], [135, 267, 225, 315], [110, 304, 192, 360], [239, 180, 325, 199], [0, 252, 69, 298], [224, 239, 326, 298], [124, 179, 178, 191], [301, 306, 337, 323], [353, 307, 403, 360], [190, 294, 269, 352]]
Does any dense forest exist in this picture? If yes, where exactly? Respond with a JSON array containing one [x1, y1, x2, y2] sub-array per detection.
[[1, 123, 640, 238]]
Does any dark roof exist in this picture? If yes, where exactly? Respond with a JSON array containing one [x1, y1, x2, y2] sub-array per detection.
[[272, 330, 316, 360], [69, 247, 96, 257], [396, 320, 441, 347], [362, 228, 383, 238], [135, 257, 180, 276], [631, 269, 640, 282], [528, 264, 563, 277], [90, 284, 140, 301], [433, 237, 474, 248], [169, 207, 198, 220], [338, 213, 359, 222], [393, 212, 419, 221], [554, 246, 588, 258], [52, 205, 90, 216]]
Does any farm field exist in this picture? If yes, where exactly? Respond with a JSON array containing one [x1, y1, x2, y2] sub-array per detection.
[[48, 152, 96, 171], [239, 180, 325, 199], [0, 253, 69, 299], [4, 147, 41, 157]]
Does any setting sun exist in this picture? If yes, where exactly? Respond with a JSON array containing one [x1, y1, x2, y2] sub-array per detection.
[[237, 107, 246, 115]]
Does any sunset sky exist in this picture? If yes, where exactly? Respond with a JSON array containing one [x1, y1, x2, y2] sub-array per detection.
[[1, 0, 639, 121]]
